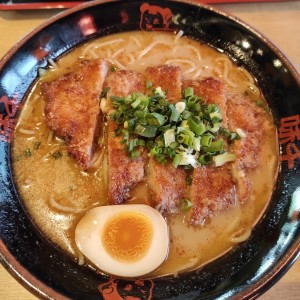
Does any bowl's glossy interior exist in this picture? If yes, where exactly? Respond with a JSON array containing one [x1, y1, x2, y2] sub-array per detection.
[[0, 1, 299, 299]]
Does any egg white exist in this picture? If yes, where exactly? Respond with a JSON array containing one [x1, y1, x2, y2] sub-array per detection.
[[75, 204, 169, 277]]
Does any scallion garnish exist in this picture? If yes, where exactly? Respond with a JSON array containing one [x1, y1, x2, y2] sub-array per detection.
[[213, 153, 235, 167], [33, 142, 41, 150], [204, 139, 224, 153], [25, 149, 32, 157], [146, 80, 152, 89], [110, 87, 240, 168], [111, 66, 117, 72], [181, 198, 193, 211], [100, 87, 110, 99], [52, 150, 63, 160], [164, 128, 176, 147], [198, 153, 213, 165]]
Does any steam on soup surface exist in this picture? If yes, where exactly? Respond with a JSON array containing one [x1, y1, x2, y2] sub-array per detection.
[[12, 31, 278, 277]]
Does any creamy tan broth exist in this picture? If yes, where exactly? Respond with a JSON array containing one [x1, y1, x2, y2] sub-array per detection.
[[12, 31, 278, 277]]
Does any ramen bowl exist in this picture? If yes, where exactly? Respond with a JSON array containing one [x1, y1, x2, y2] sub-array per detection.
[[0, 0, 299, 299]]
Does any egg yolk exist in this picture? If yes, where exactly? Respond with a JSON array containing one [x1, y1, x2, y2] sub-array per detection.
[[102, 211, 154, 263]]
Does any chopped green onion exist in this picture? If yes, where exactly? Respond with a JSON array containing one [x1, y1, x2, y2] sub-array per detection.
[[176, 133, 185, 144], [181, 110, 192, 120], [25, 149, 32, 157], [206, 104, 219, 114], [236, 128, 246, 138], [187, 118, 206, 136], [201, 134, 212, 147], [169, 141, 179, 149], [204, 139, 224, 153], [164, 128, 175, 147], [110, 85, 240, 168], [184, 87, 194, 98], [114, 127, 122, 137], [33, 142, 41, 150], [146, 80, 152, 89], [169, 104, 180, 122], [172, 153, 182, 168], [130, 150, 141, 159], [146, 112, 166, 126], [131, 98, 141, 108], [154, 87, 165, 97], [209, 111, 222, 123], [210, 122, 220, 133], [176, 152, 197, 167], [121, 130, 129, 144], [100, 87, 110, 98], [128, 138, 144, 152], [150, 146, 160, 156], [213, 153, 235, 166], [221, 128, 241, 142], [52, 150, 63, 160], [228, 132, 240, 141], [192, 137, 201, 151], [198, 153, 213, 165], [181, 198, 193, 211], [134, 125, 157, 138], [111, 66, 117, 72], [175, 102, 186, 113]]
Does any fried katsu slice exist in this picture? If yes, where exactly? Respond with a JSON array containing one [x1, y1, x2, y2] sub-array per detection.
[[227, 94, 265, 170], [105, 69, 147, 204], [183, 77, 228, 126], [147, 160, 187, 214], [225, 94, 266, 204], [189, 165, 236, 226], [145, 65, 182, 103], [183, 78, 248, 223], [103, 69, 146, 112], [42, 59, 109, 169], [145, 64, 187, 214], [107, 118, 147, 204]]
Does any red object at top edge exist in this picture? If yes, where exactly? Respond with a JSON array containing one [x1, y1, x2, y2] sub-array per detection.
[[0, 0, 298, 11]]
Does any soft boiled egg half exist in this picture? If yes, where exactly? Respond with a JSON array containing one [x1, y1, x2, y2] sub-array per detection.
[[75, 204, 169, 277]]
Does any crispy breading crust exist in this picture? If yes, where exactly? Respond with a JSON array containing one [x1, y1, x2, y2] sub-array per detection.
[[190, 165, 236, 226], [147, 160, 187, 214], [105, 69, 147, 205], [184, 78, 237, 224], [42, 59, 108, 169], [145, 65, 182, 103], [183, 77, 228, 127], [227, 94, 265, 170], [145, 65, 187, 214], [104, 69, 146, 111]]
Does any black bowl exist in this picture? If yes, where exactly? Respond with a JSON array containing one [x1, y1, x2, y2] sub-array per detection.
[[0, 0, 299, 299]]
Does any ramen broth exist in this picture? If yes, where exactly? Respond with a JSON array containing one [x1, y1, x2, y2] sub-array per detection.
[[12, 31, 278, 277]]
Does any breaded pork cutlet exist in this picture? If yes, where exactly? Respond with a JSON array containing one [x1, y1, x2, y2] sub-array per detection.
[[190, 166, 236, 226], [145, 65, 182, 103], [227, 94, 265, 170], [148, 160, 187, 214], [42, 59, 108, 169], [183, 78, 242, 224], [104, 69, 147, 204], [107, 118, 147, 204], [183, 77, 228, 126], [104, 69, 146, 112], [145, 65, 187, 214], [226, 94, 266, 204]]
